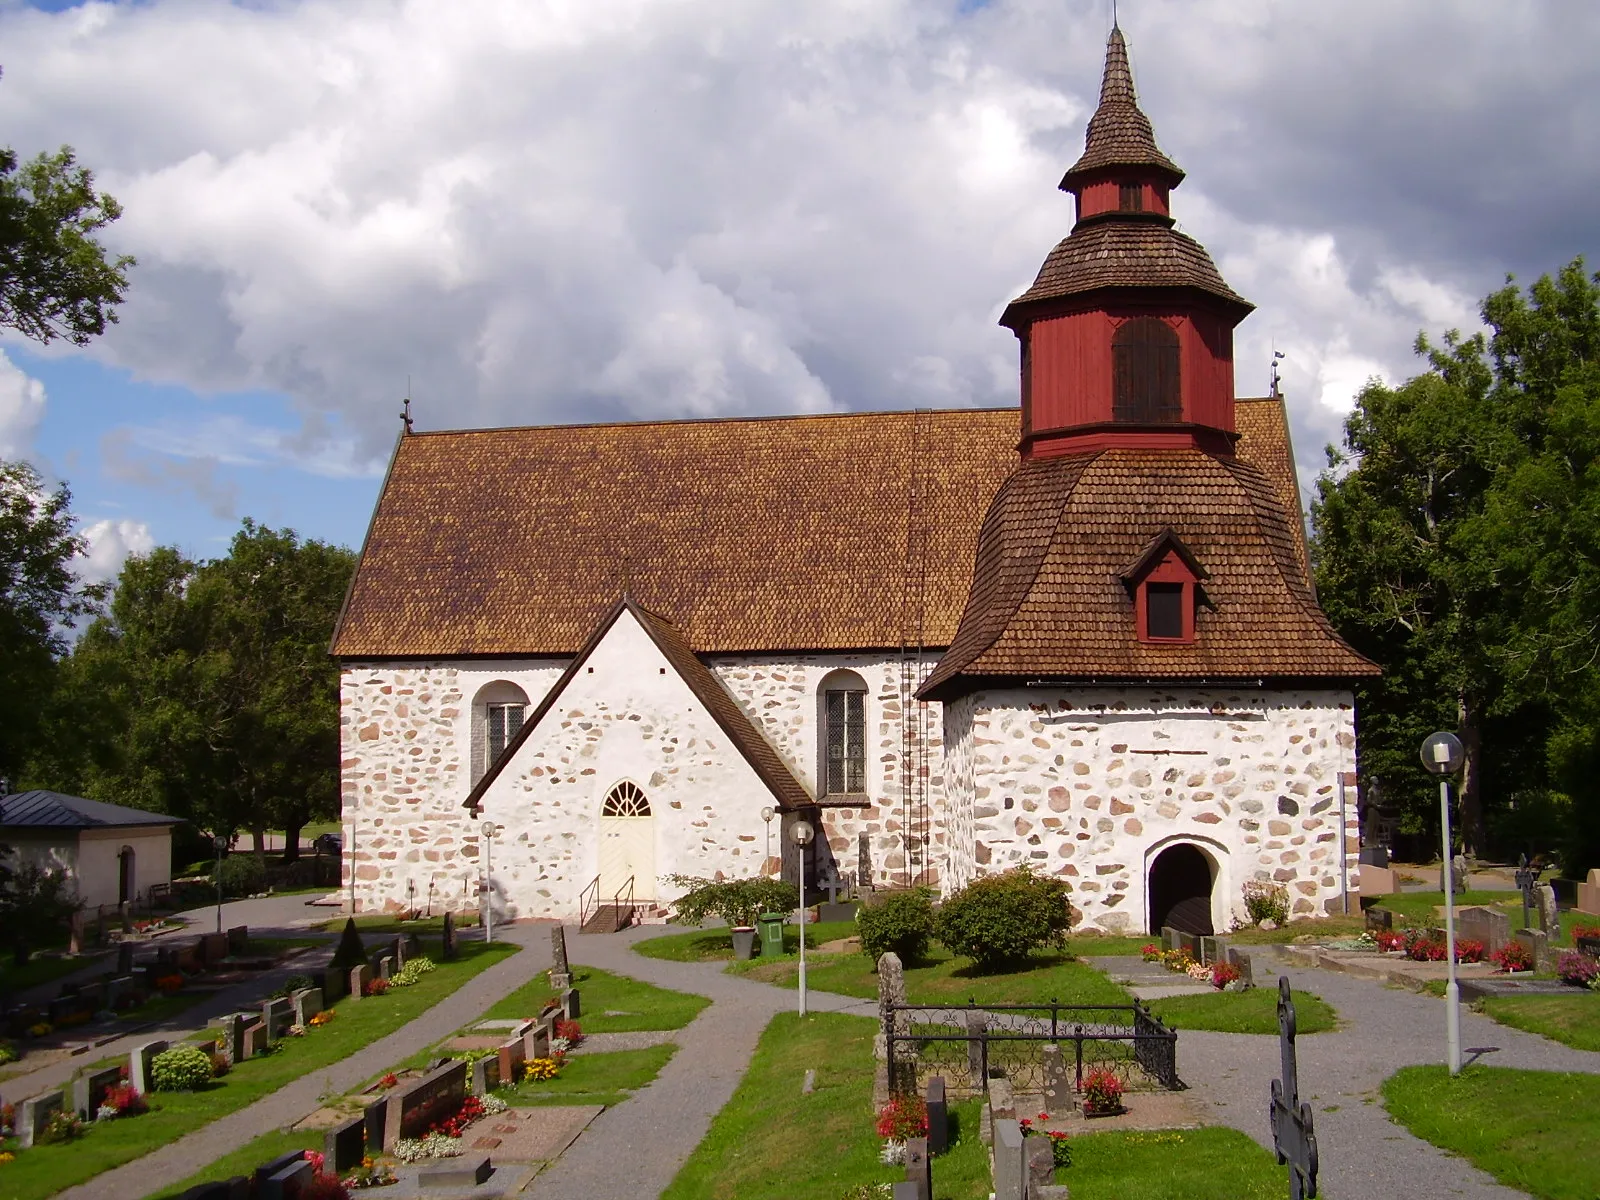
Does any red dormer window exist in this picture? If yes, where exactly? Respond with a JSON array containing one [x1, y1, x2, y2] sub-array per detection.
[[1120, 529, 1211, 645]]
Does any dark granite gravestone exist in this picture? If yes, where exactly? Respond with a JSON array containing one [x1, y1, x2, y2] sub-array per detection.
[[363, 1095, 389, 1152], [326, 1114, 366, 1174], [74, 1064, 124, 1118], [550, 925, 571, 989], [261, 997, 294, 1040], [130, 1039, 169, 1095], [210, 1013, 247, 1064], [18, 1090, 65, 1148], [1364, 906, 1393, 932], [442, 911, 459, 961], [253, 1150, 308, 1188], [176, 1180, 247, 1200], [106, 975, 135, 1010], [561, 987, 580, 1020], [924, 1076, 947, 1154], [227, 925, 249, 954], [259, 1157, 312, 1200], [384, 1058, 468, 1145], [198, 932, 228, 965]]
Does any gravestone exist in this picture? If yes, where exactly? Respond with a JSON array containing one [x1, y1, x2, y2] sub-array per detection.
[[1227, 946, 1255, 988], [1269, 976, 1318, 1200], [903, 1137, 931, 1200], [376, 954, 394, 982], [261, 997, 294, 1040], [1161, 925, 1181, 952], [242, 1021, 268, 1059], [877, 951, 909, 1093], [68, 911, 86, 955], [527, 1020, 551, 1060], [497, 1036, 527, 1087], [291, 987, 323, 1028], [176, 943, 203, 973], [1577, 867, 1600, 916], [176, 1180, 246, 1200], [1514, 928, 1554, 973], [471, 1054, 501, 1097], [259, 1157, 312, 1200], [442, 911, 459, 961], [1025, 1135, 1056, 1196], [363, 1095, 389, 1152], [418, 1154, 493, 1188], [321, 966, 348, 1004], [992, 1118, 1024, 1200], [561, 987, 580, 1020], [106, 975, 135, 1010], [253, 1149, 309, 1186], [1537, 884, 1561, 938], [389, 937, 406, 971], [130, 1039, 169, 1095], [1197, 935, 1220, 965], [964, 1011, 987, 1079], [18, 1090, 65, 1148], [1457, 906, 1510, 955], [199, 932, 228, 965], [1040, 1043, 1069, 1109], [117, 942, 135, 976], [924, 1076, 947, 1155], [384, 1058, 468, 1145], [326, 1115, 366, 1174], [74, 1065, 124, 1118], [1441, 854, 1467, 895], [858, 832, 872, 891], [227, 925, 249, 954], [350, 963, 372, 998], [550, 926, 571, 989], [988, 1078, 1016, 1125]]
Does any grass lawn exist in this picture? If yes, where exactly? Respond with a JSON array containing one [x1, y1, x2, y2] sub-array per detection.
[[1064, 933, 1153, 956], [1370, 891, 1584, 948], [734, 945, 1133, 1008], [0, 951, 111, 995], [0, 938, 517, 1200], [483, 965, 710, 1033], [1147, 987, 1336, 1034], [1383, 1065, 1600, 1200], [662, 1012, 991, 1200], [632, 921, 859, 962], [143, 1131, 317, 1200], [1478, 991, 1600, 1051], [505, 1044, 677, 1108], [1062, 1127, 1286, 1199]]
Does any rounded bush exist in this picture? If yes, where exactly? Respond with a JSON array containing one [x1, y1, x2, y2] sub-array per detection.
[[216, 854, 267, 899], [150, 1044, 216, 1092], [934, 868, 1072, 971], [857, 888, 936, 964]]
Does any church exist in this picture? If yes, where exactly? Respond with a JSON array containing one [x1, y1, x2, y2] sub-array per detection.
[[330, 27, 1377, 936]]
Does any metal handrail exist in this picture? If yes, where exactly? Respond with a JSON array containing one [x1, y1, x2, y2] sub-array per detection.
[[614, 875, 635, 928], [578, 874, 601, 929]]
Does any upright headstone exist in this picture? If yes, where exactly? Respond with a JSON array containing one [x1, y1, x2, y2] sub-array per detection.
[[383, 1059, 469, 1146], [964, 1010, 987, 1080], [1537, 884, 1561, 939], [992, 1118, 1024, 1200], [259, 1158, 313, 1200], [550, 926, 571, 989], [1227, 946, 1255, 988], [242, 1020, 268, 1059], [497, 1035, 526, 1085], [18, 1090, 65, 1149], [1040, 1043, 1069, 1109], [1365, 905, 1393, 932], [1578, 867, 1600, 917], [471, 1053, 501, 1097], [376, 955, 394, 982], [1441, 855, 1467, 896], [1457, 906, 1511, 955], [261, 997, 294, 1040], [1025, 1136, 1056, 1196], [130, 1039, 169, 1095], [877, 951, 909, 1093], [106, 975, 135, 1010], [903, 1137, 931, 1200], [227, 925, 249, 954], [326, 1115, 366, 1174], [363, 1095, 389, 1153], [68, 911, 86, 955], [350, 963, 372, 998], [1514, 928, 1554, 973], [858, 832, 872, 892], [561, 987, 580, 1020], [74, 1065, 124, 1118], [210, 1013, 247, 1064], [924, 1076, 947, 1155], [291, 987, 323, 1027], [442, 911, 459, 961]]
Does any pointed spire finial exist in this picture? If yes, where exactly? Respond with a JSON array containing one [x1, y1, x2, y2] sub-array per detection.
[[1059, 23, 1184, 192]]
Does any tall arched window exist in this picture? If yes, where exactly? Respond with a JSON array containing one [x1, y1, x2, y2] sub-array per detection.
[[1112, 317, 1181, 423], [818, 669, 868, 796], [472, 680, 531, 784]]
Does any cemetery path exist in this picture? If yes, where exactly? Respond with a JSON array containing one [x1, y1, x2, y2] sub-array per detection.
[[51, 923, 552, 1200], [1175, 947, 1600, 1200], [522, 923, 875, 1200]]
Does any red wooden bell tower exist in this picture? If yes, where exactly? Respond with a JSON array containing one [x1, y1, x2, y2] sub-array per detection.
[[1003, 26, 1254, 460]]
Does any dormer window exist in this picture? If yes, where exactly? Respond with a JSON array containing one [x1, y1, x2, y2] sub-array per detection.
[[1120, 529, 1211, 645]]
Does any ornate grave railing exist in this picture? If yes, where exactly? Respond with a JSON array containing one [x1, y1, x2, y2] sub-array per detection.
[[884, 1000, 1180, 1097]]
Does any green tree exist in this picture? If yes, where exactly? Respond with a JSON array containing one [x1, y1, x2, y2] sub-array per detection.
[[0, 461, 99, 782], [0, 136, 134, 345]]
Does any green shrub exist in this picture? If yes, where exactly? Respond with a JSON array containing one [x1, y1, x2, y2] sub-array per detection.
[[150, 1044, 216, 1091], [934, 868, 1071, 970], [215, 853, 267, 899], [276, 974, 315, 999], [857, 888, 936, 964], [329, 917, 368, 971], [392, 957, 436, 987], [1241, 880, 1290, 926], [666, 875, 798, 929]]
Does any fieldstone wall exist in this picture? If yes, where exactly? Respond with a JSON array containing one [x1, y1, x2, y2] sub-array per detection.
[[942, 685, 1358, 934]]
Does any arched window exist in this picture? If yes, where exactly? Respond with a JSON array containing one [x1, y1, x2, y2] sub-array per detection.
[[601, 781, 652, 817], [1112, 317, 1181, 423], [818, 669, 868, 796], [472, 680, 531, 784]]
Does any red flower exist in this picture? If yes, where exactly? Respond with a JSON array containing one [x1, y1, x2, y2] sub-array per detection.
[[875, 1095, 929, 1141]]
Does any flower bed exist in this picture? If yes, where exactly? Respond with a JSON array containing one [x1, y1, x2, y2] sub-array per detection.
[[1490, 942, 1533, 973], [1081, 1068, 1125, 1117], [1555, 951, 1598, 988]]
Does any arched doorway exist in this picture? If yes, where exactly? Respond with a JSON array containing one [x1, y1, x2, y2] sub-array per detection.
[[599, 782, 655, 901], [1147, 843, 1214, 934], [118, 846, 136, 905]]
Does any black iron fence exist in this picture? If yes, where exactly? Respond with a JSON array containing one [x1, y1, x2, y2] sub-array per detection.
[[884, 1001, 1180, 1096]]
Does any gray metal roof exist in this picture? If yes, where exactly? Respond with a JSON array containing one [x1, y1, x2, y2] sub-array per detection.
[[0, 790, 184, 830]]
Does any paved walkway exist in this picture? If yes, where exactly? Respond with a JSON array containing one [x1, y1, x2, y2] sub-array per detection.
[[55, 924, 550, 1200], [1177, 946, 1600, 1200]]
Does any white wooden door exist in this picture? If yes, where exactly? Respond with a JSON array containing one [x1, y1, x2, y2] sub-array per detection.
[[599, 782, 655, 901]]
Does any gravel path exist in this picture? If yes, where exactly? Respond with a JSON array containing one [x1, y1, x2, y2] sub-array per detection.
[[53, 924, 551, 1200], [1170, 946, 1600, 1200]]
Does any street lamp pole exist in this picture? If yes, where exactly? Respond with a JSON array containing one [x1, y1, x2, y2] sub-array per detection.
[[480, 821, 501, 944], [213, 834, 228, 934], [1421, 731, 1465, 1076], [761, 806, 775, 873], [791, 819, 815, 1018]]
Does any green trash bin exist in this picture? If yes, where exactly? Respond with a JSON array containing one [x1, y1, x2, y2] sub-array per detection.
[[757, 912, 787, 958]]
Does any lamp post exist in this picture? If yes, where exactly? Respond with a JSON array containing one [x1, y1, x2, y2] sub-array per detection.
[[1421, 731, 1466, 1075], [761, 806, 775, 871], [213, 834, 229, 934], [480, 821, 500, 944], [791, 819, 814, 1017]]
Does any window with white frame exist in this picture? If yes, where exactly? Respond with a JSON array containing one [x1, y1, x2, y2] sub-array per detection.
[[472, 680, 532, 784], [819, 670, 868, 795]]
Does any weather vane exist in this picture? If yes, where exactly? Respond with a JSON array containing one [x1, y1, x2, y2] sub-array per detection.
[[1270, 350, 1285, 399], [401, 376, 414, 434]]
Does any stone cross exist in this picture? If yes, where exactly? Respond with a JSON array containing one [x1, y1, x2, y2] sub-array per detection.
[[820, 869, 845, 905], [1514, 855, 1539, 931], [1269, 976, 1319, 1199]]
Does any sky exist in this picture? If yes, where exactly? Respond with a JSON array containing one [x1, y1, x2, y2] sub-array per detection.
[[1, 0, 1596, 584]]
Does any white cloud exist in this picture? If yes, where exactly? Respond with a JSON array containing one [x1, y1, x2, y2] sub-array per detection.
[[76, 517, 155, 585], [0, 350, 47, 459]]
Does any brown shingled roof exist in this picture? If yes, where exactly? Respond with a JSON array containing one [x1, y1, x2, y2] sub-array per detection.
[[464, 597, 814, 812], [1234, 396, 1311, 578], [1060, 26, 1184, 189], [919, 447, 1377, 697], [1002, 221, 1252, 323]]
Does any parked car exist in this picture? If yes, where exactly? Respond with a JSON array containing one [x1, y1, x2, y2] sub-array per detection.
[[312, 832, 343, 855]]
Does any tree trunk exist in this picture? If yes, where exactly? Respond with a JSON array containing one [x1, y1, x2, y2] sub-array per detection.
[[252, 826, 268, 871], [282, 822, 302, 864], [1458, 692, 1486, 858]]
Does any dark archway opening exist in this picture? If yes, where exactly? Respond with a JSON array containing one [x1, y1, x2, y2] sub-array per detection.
[[118, 847, 135, 905], [1147, 843, 1214, 934]]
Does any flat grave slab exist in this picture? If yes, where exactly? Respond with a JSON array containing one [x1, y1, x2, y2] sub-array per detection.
[[475, 1104, 603, 1164], [443, 1036, 505, 1052], [1458, 977, 1579, 1001], [472, 1019, 525, 1031]]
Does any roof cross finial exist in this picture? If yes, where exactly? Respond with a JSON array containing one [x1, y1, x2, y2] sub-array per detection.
[[400, 384, 414, 435]]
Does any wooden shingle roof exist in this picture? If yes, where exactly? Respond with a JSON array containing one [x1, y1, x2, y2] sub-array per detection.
[[919, 448, 1377, 698], [1061, 26, 1184, 189]]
